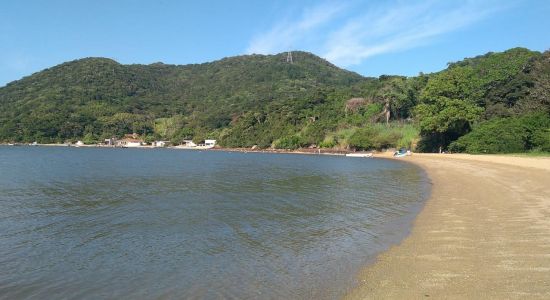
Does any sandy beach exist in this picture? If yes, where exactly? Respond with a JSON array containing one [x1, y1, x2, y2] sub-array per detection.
[[346, 153, 550, 299]]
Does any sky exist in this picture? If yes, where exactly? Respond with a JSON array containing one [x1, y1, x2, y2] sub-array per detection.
[[1, 0, 549, 86]]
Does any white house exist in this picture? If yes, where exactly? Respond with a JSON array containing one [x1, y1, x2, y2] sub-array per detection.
[[152, 141, 169, 147], [116, 134, 145, 148], [123, 139, 143, 147], [117, 137, 142, 147], [204, 139, 216, 148]]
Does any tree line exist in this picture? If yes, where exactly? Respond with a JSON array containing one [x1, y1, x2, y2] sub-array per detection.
[[0, 48, 548, 153]]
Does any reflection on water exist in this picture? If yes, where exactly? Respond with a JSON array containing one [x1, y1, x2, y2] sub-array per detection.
[[0, 147, 428, 299]]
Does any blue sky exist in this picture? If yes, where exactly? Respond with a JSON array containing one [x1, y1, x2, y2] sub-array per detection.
[[1, 0, 549, 86]]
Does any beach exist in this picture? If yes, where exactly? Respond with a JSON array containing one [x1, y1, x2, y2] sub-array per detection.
[[346, 153, 550, 299], [3, 144, 550, 298]]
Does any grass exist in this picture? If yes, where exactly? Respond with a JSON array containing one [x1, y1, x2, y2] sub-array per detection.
[[323, 122, 420, 150], [369, 123, 419, 149]]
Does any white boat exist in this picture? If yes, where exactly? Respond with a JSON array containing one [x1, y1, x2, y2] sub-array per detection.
[[346, 153, 373, 158], [393, 149, 412, 158]]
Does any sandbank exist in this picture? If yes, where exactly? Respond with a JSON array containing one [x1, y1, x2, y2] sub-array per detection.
[[346, 153, 550, 299]]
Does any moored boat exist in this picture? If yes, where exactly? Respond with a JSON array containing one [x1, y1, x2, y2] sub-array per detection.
[[393, 148, 412, 158]]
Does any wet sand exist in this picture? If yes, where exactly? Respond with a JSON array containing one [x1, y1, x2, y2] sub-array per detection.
[[346, 153, 550, 299]]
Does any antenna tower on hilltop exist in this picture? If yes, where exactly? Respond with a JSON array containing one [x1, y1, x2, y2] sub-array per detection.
[[286, 51, 293, 64]]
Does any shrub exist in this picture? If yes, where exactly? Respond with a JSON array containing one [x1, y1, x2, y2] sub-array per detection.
[[319, 136, 337, 148], [348, 127, 376, 150], [449, 113, 550, 153], [273, 135, 303, 149], [532, 128, 550, 151], [364, 103, 383, 120], [82, 133, 96, 144], [344, 123, 419, 151]]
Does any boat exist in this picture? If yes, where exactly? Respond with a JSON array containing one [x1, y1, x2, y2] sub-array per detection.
[[346, 153, 373, 158], [393, 148, 411, 158]]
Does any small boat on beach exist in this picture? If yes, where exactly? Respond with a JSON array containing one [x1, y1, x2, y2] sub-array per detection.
[[346, 153, 373, 158], [393, 148, 412, 158]]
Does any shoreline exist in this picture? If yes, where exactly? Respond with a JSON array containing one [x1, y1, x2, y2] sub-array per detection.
[[5, 142, 548, 162], [0, 143, 366, 156], [346, 153, 550, 299]]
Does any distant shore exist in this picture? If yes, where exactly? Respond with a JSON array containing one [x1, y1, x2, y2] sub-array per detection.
[[346, 153, 550, 299], [0, 143, 364, 156], [1, 143, 221, 151]]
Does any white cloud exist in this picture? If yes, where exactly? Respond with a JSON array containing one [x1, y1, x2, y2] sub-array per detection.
[[246, 0, 507, 66], [246, 2, 348, 54], [324, 1, 504, 66]]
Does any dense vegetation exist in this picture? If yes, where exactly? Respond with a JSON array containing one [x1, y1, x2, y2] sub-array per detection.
[[0, 48, 548, 153], [449, 113, 550, 153]]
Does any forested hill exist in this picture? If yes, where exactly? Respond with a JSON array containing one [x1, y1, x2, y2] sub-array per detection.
[[0, 52, 364, 145], [1, 48, 549, 153]]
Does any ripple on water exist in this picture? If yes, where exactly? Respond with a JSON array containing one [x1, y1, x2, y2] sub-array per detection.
[[0, 147, 429, 299]]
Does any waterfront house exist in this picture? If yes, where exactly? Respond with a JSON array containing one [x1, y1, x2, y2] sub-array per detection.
[[205, 139, 216, 148], [117, 138, 143, 147], [152, 141, 170, 147], [117, 134, 144, 147]]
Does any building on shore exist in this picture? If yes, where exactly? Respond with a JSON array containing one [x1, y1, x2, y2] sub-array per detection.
[[104, 138, 117, 146], [152, 141, 170, 147], [204, 139, 216, 148], [177, 139, 216, 149], [117, 134, 144, 147]]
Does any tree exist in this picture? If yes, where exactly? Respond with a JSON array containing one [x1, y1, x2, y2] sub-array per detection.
[[449, 113, 550, 153], [154, 115, 185, 139], [82, 132, 96, 144], [377, 77, 406, 123], [415, 97, 483, 152]]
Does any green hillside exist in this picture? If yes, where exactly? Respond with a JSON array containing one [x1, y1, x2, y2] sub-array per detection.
[[0, 48, 548, 153]]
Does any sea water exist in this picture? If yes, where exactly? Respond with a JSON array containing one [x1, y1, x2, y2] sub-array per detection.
[[0, 147, 428, 299]]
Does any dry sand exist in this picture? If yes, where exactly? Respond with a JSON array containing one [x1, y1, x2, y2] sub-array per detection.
[[346, 153, 550, 299]]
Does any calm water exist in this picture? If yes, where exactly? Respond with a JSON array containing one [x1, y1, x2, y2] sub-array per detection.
[[0, 147, 429, 299]]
